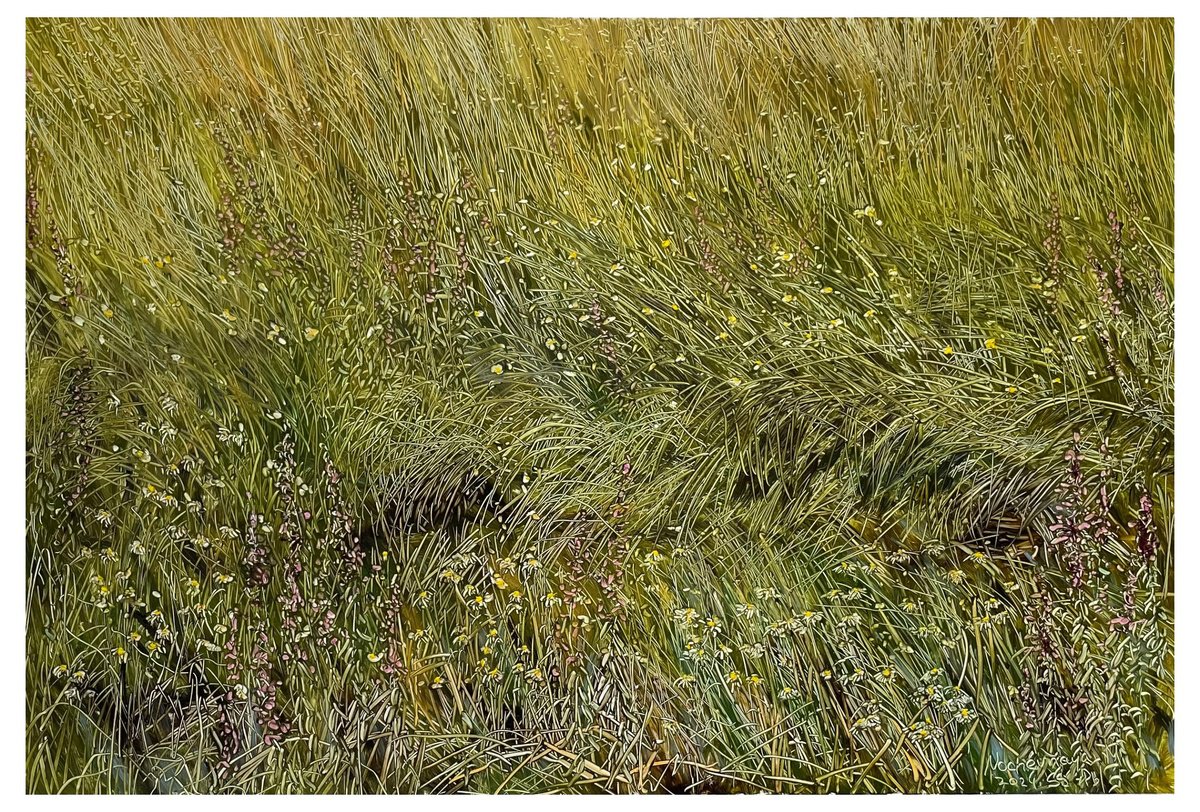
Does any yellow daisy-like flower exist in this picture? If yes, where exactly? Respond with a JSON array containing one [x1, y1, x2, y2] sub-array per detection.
[[491, 364, 504, 375], [367, 652, 381, 663], [942, 345, 954, 356], [985, 337, 997, 350]]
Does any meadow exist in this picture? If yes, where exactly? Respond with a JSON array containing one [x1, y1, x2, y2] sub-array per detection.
[[25, 18, 1173, 793]]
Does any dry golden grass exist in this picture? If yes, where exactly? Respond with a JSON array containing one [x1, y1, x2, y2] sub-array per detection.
[[27, 18, 1172, 793]]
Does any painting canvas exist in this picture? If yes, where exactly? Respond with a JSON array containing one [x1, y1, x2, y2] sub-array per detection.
[[25, 17, 1173, 794]]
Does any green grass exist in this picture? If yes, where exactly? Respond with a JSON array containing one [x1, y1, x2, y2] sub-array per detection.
[[26, 18, 1173, 793]]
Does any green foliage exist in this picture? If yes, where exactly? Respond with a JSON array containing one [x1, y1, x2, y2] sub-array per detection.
[[26, 18, 1172, 793]]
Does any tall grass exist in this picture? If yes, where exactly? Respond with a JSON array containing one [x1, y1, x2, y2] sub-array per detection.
[[26, 18, 1172, 793]]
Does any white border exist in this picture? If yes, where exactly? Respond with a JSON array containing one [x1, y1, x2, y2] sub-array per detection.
[[3, 3, 1193, 17]]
